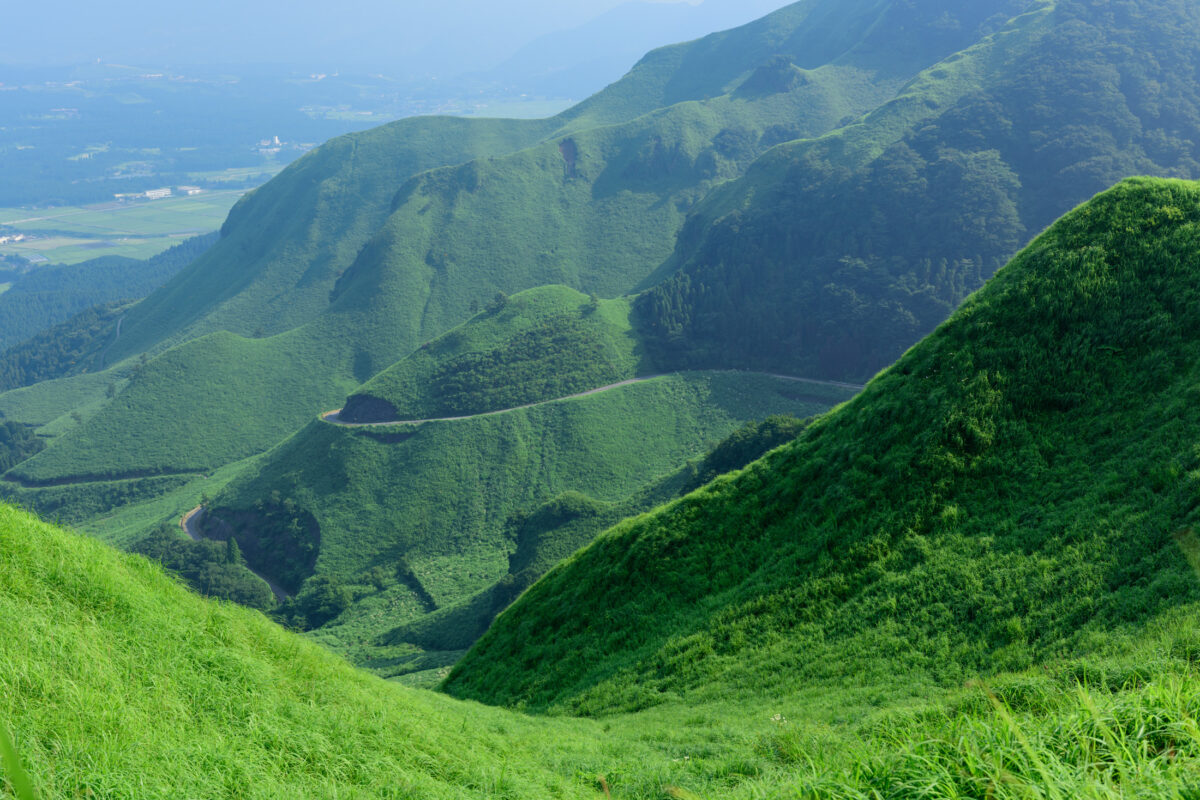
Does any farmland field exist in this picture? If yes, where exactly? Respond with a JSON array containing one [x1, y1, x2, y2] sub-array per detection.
[[0, 190, 246, 264]]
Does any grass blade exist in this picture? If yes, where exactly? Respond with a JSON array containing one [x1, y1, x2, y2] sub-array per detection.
[[0, 724, 36, 800]]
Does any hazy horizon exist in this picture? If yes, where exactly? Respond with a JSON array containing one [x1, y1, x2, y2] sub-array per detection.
[[3, 0, 793, 78]]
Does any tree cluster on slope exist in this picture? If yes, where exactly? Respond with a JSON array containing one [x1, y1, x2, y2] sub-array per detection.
[[133, 524, 275, 610]]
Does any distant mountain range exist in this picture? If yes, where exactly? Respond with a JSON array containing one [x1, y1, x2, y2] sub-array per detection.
[[474, 0, 795, 99]]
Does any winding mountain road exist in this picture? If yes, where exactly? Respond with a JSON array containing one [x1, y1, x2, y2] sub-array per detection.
[[319, 371, 865, 428], [174, 373, 862, 603], [181, 505, 291, 601]]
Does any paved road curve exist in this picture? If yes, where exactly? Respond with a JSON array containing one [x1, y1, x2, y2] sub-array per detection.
[[319, 371, 866, 428]]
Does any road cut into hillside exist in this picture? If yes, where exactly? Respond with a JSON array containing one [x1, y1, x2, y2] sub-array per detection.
[[319, 371, 865, 428]]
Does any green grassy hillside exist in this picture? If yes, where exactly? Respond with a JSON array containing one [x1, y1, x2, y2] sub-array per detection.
[[203, 371, 854, 676], [8, 327, 1200, 798], [379, 414, 812, 678], [5, 329, 348, 484], [103, 117, 558, 363], [8, 503, 1200, 799], [446, 178, 1200, 715], [0, 501, 606, 799], [0, 0, 1002, 494], [341, 285, 644, 422], [638, 0, 1200, 382]]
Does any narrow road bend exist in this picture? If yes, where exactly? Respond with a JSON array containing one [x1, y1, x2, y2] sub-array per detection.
[[181, 505, 291, 601]]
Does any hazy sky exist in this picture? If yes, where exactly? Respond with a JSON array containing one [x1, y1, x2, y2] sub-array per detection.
[[2, 0, 793, 76]]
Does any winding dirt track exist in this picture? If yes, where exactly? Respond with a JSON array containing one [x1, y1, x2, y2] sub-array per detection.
[[181, 505, 291, 601], [319, 372, 865, 428]]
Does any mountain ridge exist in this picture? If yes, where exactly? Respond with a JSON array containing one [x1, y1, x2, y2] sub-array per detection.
[[445, 177, 1200, 713]]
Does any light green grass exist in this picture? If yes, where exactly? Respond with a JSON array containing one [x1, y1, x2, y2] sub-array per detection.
[[5, 500, 1200, 799]]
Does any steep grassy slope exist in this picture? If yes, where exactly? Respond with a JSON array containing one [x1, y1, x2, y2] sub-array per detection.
[[105, 0, 950, 365], [10, 502, 1200, 799], [446, 178, 1200, 714], [103, 117, 557, 362], [0, 501, 598, 799], [379, 415, 811, 677], [204, 371, 853, 673], [341, 285, 644, 422], [638, 0, 1200, 381]]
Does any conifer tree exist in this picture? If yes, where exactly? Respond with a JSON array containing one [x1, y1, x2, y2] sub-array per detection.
[[226, 537, 242, 565]]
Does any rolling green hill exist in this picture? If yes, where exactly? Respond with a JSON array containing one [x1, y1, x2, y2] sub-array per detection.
[[446, 178, 1200, 715], [340, 285, 645, 423], [10, 183, 1200, 797], [201, 369, 854, 676], [637, 0, 1200, 382], [0, 0, 1003, 494]]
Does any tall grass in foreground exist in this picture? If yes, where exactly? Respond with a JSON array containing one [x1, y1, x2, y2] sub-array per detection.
[[772, 669, 1200, 800]]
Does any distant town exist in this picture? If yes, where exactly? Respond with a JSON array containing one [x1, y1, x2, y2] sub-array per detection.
[[114, 185, 204, 202]]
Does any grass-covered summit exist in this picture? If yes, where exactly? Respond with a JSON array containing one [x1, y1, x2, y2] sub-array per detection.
[[339, 285, 646, 423], [446, 177, 1200, 713]]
